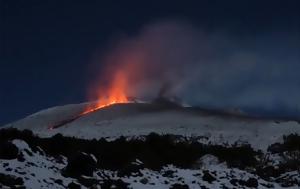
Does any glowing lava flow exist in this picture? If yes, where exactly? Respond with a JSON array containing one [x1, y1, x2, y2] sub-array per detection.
[[48, 70, 130, 130], [48, 71, 129, 130]]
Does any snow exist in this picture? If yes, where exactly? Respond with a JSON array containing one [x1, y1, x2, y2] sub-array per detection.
[[0, 140, 80, 189], [4, 102, 300, 151], [2, 102, 300, 188], [1, 139, 299, 188], [94, 163, 298, 189]]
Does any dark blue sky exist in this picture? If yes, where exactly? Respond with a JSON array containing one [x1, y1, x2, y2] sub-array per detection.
[[1, 0, 300, 125]]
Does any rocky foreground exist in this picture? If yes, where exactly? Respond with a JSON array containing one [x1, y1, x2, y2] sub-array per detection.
[[0, 128, 299, 189]]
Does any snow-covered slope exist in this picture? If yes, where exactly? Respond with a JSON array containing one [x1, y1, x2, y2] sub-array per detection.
[[1, 101, 300, 189], [1, 131, 300, 189], [0, 140, 286, 189], [4, 102, 300, 151], [0, 140, 74, 189]]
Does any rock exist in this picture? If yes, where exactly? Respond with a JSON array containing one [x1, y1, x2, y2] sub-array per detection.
[[78, 176, 99, 188], [3, 163, 9, 167], [230, 179, 238, 186], [230, 178, 258, 188], [54, 179, 64, 186], [170, 183, 190, 189], [63, 152, 97, 178], [0, 141, 19, 159], [256, 166, 280, 179], [244, 178, 258, 188], [0, 173, 24, 187], [202, 170, 216, 183], [68, 182, 81, 189], [101, 179, 129, 189], [140, 178, 148, 184], [162, 170, 176, 177], [17, 152, 25, 162], [5, 168, 12, 172], [200, 186, 208, 189], [268, 143, 284, 153], [276, 175, 300, 187], [117, 162, 143, 177]]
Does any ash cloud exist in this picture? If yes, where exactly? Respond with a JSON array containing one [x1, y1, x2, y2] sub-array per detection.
[[90, 20, 300, 118]]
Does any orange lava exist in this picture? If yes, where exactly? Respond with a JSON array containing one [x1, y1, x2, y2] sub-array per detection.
[[82, 70, 129, 115]]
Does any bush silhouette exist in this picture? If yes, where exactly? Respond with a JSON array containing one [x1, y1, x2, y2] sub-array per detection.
[[0, 128, 264, 171]]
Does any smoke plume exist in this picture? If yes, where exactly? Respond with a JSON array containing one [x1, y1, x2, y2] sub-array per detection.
[[89, 20, 300, 118]]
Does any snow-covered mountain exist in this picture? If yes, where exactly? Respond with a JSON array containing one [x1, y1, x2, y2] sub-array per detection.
[[4, 101, 300, 150], [1, 101, 300, 188]]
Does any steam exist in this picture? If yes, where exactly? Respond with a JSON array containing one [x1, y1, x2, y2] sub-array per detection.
[[89, 20, 300, 117]]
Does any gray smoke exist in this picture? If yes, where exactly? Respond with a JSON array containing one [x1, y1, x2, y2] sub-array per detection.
[[90, 20, 300, 117]]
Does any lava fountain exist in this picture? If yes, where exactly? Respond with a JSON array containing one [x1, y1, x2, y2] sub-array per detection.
[[48, 70, 131, 130], [82, 70, 130, 115], [83, 49, 144, 114], [82, 71, 130, 114], [48, 45, 144, 130]]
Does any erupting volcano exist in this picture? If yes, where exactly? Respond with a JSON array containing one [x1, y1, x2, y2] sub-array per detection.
[[83, 49, 145, 115], [82, 70, 130, 115], [47, 70, 131, 130]]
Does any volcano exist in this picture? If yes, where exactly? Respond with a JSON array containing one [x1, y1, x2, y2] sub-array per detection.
[[4, 99, 300, 150], [1, 99, 300, 188]]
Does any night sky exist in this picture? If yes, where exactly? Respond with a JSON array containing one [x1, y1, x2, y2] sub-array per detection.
[[1, 0, 300, 125]]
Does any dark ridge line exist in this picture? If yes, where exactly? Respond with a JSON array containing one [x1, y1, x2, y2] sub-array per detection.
[[48, 116, 81, 130], [48, 101, 300, 130], [48, 109, 99, 130], [48, 103, 128, 130]]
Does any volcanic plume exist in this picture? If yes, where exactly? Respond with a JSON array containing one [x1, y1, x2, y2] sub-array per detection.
[[83, 70, 129, 114], [86, 20, 300, 119], [84, 48, 146, 114]]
